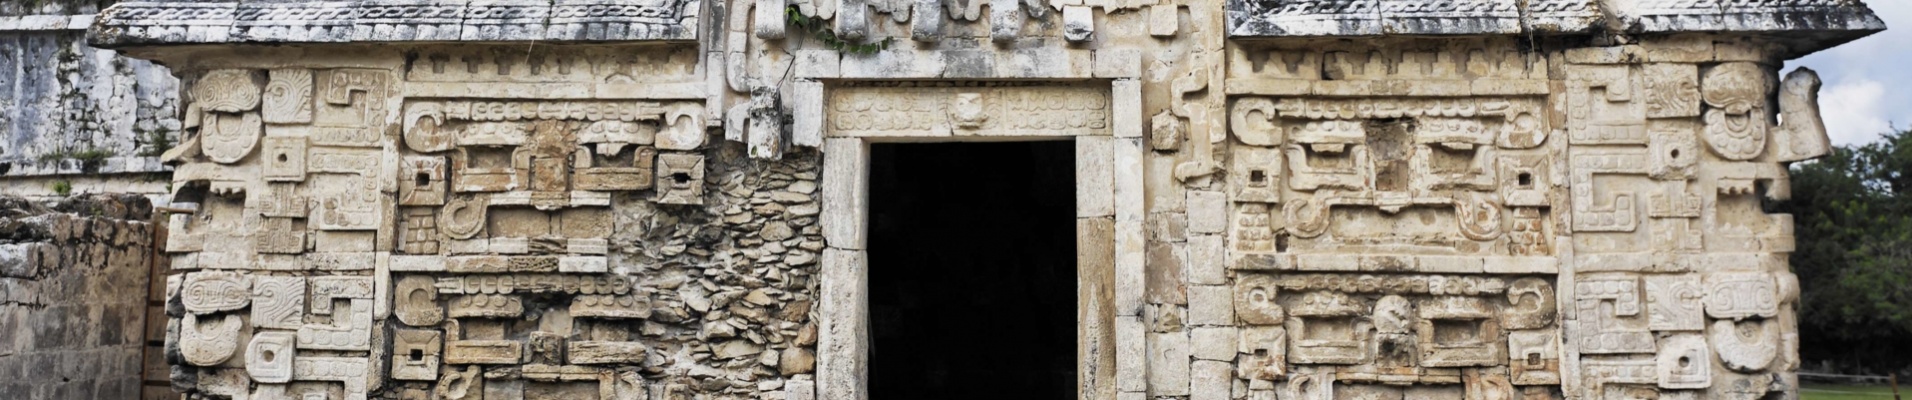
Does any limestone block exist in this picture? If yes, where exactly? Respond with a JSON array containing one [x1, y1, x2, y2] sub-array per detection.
[[1115, 219, 1146, 315], [1507, 330, 1560, 385], [1191, 360, 1232, 400], [655, 153, 707, 205], [180, 313, 242, 367], [1233, 273, 1283, 325], [245, 331, 296, 383], [819, 248, 868, 400], [1186, 191, 1226, 234], [989, 0, 1022, 42], [1710, 319, 1779, 372], [1188, 285, 1233, 326], [1657, 333, 1710, 389], [792, 80, 825, 148], [1113, 80, 1144, 139], [1115, 315, 1146, 392], [293, 356, 370, 400], [756, 0, 788, 38], [1149, 330, 1191, 396], [1094, 49, 1141, 79], [1191, 326, 1238, 361], [392, 329, 442, 381], [394, 275, 444, 327], [250, 276, 306, 329], [182, 271, 250, 314], [796, 50, 842, 79], [821, 139, 871, 250], [1187, 234, 1225, 285], [1137, 4, 1172, 36], [1063, 6, 1094, 42], [1079, 218, 1118, 400], [1077, 136, 1116, 218], [568, 341, 648, 364]]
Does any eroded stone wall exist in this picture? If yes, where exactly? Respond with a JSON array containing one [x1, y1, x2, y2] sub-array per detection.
[[0, 7, 180, 200], [0, 194, 156, 399], [95, 0, 1879, 399], [0, 15, 179, 179], [151, 42, 827, 400]]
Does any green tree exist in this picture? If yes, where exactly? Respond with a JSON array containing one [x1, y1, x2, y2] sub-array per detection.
[[1780, 129, 1912, 372]]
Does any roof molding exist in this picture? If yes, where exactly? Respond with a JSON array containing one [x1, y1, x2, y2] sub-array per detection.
[[87, 0, 701, 48], [1226, 0, 1885, 57]]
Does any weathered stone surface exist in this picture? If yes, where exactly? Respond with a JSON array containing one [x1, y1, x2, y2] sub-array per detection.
[[91, 0, 700, 46], [73, 1, 1866, 398], [1225, 0, 1883, 50], [0, 194, 157, 400]]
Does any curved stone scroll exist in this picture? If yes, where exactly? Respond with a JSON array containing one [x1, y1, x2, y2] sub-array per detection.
[[183, 271, 251, 314], [1773, 68, 1832, 162], [1710, 319, 1779, 372], [193, 69, 263, 113], [1700, 63, 1771, 161], [181, 313, 243, 366]]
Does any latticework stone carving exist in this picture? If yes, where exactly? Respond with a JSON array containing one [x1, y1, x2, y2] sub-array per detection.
[[95, 0, 1882, 399]]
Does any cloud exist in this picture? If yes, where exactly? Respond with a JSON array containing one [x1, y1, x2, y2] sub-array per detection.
[[1787, 1, 1911, 145], [1817, 79, 1892, 146]]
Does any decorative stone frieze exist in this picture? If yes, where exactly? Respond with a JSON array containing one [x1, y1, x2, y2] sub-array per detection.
[[85, 0, 1882, 399]]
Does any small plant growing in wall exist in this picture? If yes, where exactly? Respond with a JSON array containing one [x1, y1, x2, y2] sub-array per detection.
[[51, 180, 72, 196], [786, 6, 895, 55], [136, 127, 174, 157]]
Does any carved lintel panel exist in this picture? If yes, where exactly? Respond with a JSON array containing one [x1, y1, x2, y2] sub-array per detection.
[[826, 84, 1112, 138]]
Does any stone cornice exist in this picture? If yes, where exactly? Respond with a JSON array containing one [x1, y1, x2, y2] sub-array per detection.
[[1225, 0, 1885, 55], [87, 0, 701, 47]]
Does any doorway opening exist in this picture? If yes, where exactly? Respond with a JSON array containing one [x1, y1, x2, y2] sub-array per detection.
[[867, 141, 1078, 399]]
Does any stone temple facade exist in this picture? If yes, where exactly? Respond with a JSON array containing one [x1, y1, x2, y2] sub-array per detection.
[[82, 0, 1884, 399]]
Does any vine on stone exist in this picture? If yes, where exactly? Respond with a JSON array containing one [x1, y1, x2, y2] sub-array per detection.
[[786, 6, 895, 54]]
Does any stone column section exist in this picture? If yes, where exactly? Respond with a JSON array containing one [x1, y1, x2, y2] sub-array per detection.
[[1111, 78, 1149, 397], [819, 138, 871, 400], [1078, 135, 1117, 400]]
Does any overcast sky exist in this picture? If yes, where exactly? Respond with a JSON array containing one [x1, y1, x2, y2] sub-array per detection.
[[1786, 2, 1909, 146]]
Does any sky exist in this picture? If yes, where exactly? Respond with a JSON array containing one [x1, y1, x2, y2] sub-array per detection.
[[1787, 1, 1911, 146]]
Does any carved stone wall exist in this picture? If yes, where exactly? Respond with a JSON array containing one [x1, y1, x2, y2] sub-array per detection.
[[82, 0, 1883, 400]]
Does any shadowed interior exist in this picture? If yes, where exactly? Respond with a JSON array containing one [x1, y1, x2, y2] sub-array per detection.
[[868, 141, 1078, 399]]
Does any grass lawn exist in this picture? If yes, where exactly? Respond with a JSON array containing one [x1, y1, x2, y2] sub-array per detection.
[[1802, 384, 1903, 400]]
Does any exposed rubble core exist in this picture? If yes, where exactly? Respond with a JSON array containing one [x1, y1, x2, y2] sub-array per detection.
[[73, 0, 1886, 399]]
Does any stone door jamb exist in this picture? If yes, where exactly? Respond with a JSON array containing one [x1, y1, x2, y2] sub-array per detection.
[[814, 79, 1146, 400]]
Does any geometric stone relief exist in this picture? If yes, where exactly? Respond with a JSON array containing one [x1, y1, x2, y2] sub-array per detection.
[[111, 0, 1860, 395], [293, 356, 371, 400], [1644, 274, 1704, 332], [298, 276, 374, 350], [1574, 275, 1656, 354], [250, 276, 307, 329], [392, 329, 443, 381], [247, 331, 298, 383], [1657, 333, 1710, 389], [1507, 330, 1559, 385]]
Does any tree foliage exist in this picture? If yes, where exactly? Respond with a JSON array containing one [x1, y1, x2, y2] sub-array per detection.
[[1779, 129, 1912, 372]]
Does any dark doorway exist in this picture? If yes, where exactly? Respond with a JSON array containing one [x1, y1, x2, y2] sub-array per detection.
[[867, 141, 1077, 399]]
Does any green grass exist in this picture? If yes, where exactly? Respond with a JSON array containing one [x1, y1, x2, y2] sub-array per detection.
[[1802, 384, 1904, 400]]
